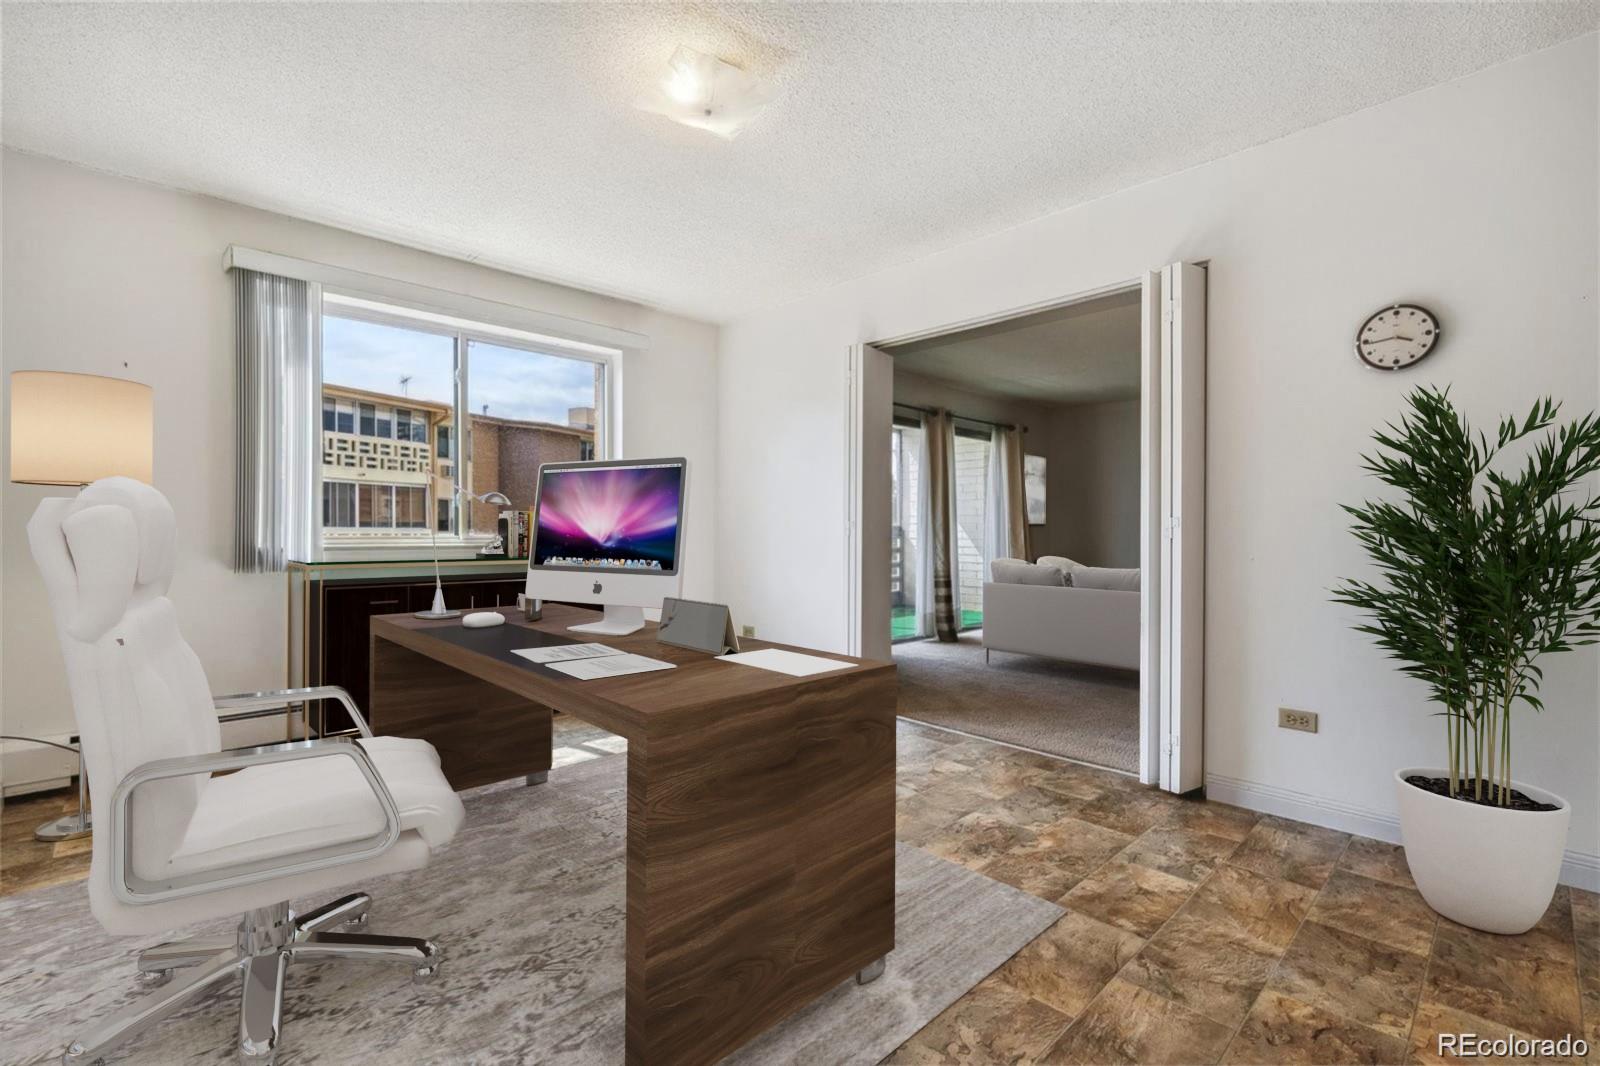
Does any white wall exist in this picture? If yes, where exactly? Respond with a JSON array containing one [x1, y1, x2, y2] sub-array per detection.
[[1040, 398, 1140, 568], [1, 150, 719, 771], [718, 38, 1599, 878]]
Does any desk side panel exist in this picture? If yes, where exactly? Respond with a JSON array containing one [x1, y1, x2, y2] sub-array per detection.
[[625, 666, 897, 1065]]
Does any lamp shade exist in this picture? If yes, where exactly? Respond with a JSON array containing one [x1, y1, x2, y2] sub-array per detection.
[[9, 371, 154, 486]]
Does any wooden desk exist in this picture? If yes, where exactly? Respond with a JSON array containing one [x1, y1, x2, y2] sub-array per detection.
[[368, 604, 897, 1066]]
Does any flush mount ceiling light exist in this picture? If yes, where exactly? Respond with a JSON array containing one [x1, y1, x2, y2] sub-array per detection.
[[635, 45, 773, 140]]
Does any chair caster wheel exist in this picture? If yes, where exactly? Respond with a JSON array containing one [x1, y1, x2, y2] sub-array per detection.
[[135, 968, 173, 989], [63, 1039, 103, 1063], [412, 962, 441, 984]]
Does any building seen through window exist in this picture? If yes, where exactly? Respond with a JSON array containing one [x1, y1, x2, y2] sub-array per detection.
[[320, 306, 604, 550]]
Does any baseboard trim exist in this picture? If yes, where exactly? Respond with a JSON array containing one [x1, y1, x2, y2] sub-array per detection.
[[1206, 773, 1600, 892], [898, 715, 1139, 780]]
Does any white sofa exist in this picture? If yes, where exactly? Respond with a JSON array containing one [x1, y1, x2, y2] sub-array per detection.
[[982, 556, 1139, 671]]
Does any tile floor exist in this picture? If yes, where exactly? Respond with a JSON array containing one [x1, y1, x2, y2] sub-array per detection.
[[887, 720, 1597, 1065], [2, 716, 1593, 1065]]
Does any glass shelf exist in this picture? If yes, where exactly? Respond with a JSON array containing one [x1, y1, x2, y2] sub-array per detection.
[[288, 556, 527, 570]]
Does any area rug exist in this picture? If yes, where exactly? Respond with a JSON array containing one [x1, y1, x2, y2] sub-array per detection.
[[0, 754, 1061, 1064], [895, 632, 1139, 773]]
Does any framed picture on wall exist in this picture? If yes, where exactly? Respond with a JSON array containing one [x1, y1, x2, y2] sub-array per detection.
[[1024, 454, 1046, 525]]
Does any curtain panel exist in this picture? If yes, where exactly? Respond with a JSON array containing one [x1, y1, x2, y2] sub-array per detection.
[[233, 269, 319, 572], [1001, 426, 1032, 561], [983, 424, 1008, 587], [913, 423, 937, 640], [924, 410, 959, 642]]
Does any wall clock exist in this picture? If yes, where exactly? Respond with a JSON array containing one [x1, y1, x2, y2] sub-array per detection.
[[1356, 303, 1441, 371]]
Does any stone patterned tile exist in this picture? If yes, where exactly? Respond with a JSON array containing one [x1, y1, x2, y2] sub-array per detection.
[[1227, 815, 1350, 890], [898, 794, 983, 848], [973, 785, 1089, 832], [1101, 860, 1316, 1029], [891, 973, 1073, 1065], [1049, 785, 1177, 837], [1115, 823, 1242, 884], [1267, 920, 1427, 1039], [1221, 988, 1407, 1065], [1027, 763, 1118, 804], [1059, 859, 1196, 938], [1160, 798, 1260, 843], [1509, 885, 1582, 965], [977, 817, 1133, 901], [1572, 889, 1600, 1052], [1046, 977, 1235, 1065], [1424, 911, 1583, 1041], [993, 910, 1145, 1019], [1336, 836, 1415, 889], [1119, 906, 1287, 1028], [1306, 868, 1436, 956], [922, 811, 1039, 872], [1177, 864, 1318, 951], [1406, 997, 1584, 1065]]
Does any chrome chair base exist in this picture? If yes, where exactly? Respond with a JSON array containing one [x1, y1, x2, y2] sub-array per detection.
[[64, 894, 438, 1065]]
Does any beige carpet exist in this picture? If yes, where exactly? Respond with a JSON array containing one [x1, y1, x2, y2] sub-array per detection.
[[894, 632, 1139, 773]]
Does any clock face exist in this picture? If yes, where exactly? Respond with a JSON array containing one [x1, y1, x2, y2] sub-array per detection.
[[1356, 304, 1440, 371]]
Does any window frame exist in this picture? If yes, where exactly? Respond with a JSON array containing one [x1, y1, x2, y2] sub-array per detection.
[[315, 288, 618, 556]]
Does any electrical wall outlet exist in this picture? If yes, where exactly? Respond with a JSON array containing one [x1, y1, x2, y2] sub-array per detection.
[[1278, 707, 1319, 734], [741, 624, 756, 638]]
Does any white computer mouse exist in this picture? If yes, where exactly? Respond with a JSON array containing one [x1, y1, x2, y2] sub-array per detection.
[[462, 611, 507, 629]]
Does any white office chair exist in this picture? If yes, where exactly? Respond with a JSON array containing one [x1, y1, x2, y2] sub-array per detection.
[[27, 478, 466, 1064]]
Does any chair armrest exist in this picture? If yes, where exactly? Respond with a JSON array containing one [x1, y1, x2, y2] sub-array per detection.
[[108, 736, 401, 906], [214, 685, 374, 738]]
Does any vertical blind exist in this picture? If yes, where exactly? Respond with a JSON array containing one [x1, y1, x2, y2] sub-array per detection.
[[233, 268, 319, 572]]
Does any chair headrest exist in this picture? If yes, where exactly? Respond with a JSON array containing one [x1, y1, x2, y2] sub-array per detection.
[[75, 478, 177, 591], [28, 478, 177, 643]]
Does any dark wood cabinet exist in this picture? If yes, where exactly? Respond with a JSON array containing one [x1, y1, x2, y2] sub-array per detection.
[[297, 567, 528, 735]]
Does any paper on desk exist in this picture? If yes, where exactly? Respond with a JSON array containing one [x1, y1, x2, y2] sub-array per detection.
[[545, 653, 677, 681], [719, 649, 854, 677], [511, 642, 621, 664]]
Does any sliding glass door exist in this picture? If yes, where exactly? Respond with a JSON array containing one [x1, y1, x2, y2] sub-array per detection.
[[890, 416, 925, 641], [951, 426, 992, 630]]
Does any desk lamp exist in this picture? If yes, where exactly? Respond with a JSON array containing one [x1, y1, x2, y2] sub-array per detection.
[[9, 370, 155, 841], [415, 486, 512, 618]]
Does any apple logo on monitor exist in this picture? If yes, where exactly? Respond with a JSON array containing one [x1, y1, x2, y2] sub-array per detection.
[[592, 581, 602, 594]]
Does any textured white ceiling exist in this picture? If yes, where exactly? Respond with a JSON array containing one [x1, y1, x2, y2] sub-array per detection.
[[891, 289, 1141, 405], [3, 3, 1594, 323]]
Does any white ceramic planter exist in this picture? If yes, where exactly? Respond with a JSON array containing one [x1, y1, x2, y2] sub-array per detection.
[[1394, 768, 1570, 934]]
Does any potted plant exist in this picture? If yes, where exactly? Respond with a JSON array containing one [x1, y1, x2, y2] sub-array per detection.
[[1334, 386, 1600, 934]]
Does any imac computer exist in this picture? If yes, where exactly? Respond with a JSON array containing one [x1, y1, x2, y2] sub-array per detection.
[[525, 457, 687, 636]]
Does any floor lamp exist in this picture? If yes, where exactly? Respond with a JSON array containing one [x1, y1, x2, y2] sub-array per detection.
[[8, 370, 155, 842]]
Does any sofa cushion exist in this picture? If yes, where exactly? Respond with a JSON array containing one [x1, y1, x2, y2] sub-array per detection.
[[1071, 565, 1140, 592], [990, 558, 1067, 586], [1035, 555, 1081, 577]]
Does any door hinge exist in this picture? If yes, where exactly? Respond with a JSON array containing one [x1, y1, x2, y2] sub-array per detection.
[[1163, 515, 1180, 538]]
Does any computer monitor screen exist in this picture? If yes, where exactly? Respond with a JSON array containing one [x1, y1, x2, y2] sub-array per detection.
[[530, 460, 685, 574]]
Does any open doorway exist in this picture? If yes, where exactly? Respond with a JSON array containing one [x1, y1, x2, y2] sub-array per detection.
[[848, 263, 1206, 791], [883, 290, 1144, 774]]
